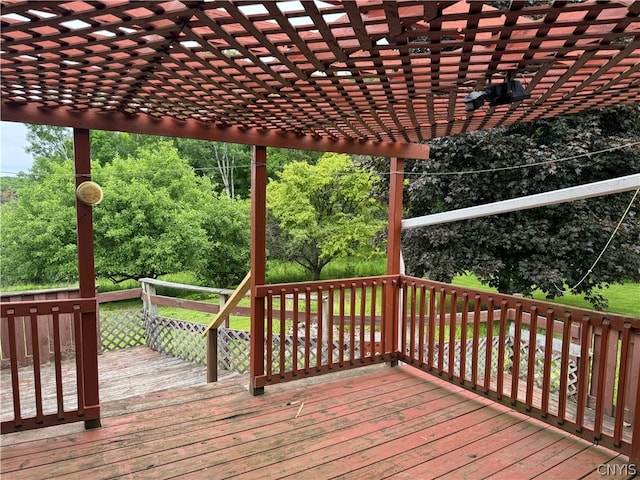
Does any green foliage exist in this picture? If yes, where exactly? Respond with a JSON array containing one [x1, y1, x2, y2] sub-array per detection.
[[93, 141, 211, 282], [267, 153, 386, 280], [193, 191, 250, 287], [391, 106, 640, 309], [1, 160, 78, 284], [173, 139, 252, 198], [25, 125, 73, 175], [1, 139, 250, 288], [0, 175, 28, 204]]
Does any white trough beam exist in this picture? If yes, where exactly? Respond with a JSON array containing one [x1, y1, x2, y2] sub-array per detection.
[[402, 173, 640, 230]]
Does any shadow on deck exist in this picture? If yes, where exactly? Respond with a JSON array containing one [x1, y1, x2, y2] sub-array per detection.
[[0, 348, 633, 479]]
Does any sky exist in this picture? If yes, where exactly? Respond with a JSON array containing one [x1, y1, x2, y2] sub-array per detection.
[[1, 121, 33, 176]]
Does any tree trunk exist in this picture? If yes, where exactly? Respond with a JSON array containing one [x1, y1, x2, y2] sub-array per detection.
[[310, 265, 322, 281]]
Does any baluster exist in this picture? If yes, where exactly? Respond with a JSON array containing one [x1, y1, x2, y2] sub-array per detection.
[[575, 316, 592, 433], [418, 286, 427, 369], [557, 313, 572, 424], [278, 289, 286, 378], [511, 303, 523, 405], [614, 324, 631, 446], [317, 286, 324, 370], [266, 291, 273, 379], [541, 308, 555, 417], [305, 288, 312, 373], [471, 294, 481, 389], [292, 289, 299, 376], [428, 287, 436, 371], [438, 288, 447, 374], [369, 282, 377, 359], [593, 319, 611, 439], [358, 283, 366, 365], [496, 300, 508, 399], [448, 290, 458, 380], [483, 298, 494, 394], [52, 306, 65, 419], [339, 285, 346, 367], [526, 306, 538, 411]]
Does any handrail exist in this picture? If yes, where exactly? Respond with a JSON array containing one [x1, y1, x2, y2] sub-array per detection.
[[202, 272, 251, 335], [138, 278, 236, 296]]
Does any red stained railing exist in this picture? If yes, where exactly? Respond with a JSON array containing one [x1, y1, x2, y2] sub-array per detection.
[[254, 275, 398, 387], [252, 274, 639, 462], [397, 275, 640, 463], [1, 298, 101, 433]]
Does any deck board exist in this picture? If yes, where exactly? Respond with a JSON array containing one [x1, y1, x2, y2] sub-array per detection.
[[0, 348, 631, 479]]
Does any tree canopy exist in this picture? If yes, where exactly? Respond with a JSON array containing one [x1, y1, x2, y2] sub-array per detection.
[[267, 153, 386, 280], [1, 134, 250, 287], [391, 106, 640, 309]]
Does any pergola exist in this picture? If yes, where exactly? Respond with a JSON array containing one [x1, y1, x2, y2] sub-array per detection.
[[2, 0, 640, 463]]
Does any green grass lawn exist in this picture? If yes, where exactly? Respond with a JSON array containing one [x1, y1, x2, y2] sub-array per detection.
[[452, 273, 639, 318]]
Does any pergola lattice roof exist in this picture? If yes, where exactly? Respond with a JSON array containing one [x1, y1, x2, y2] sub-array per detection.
[[2, 1, 640, 158]]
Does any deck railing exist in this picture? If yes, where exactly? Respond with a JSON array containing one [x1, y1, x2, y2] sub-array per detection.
[[396, 275, 640, 462], [254, 275, 398, 387], [255, 274, 640, 463], [1, 298, 101, 433]]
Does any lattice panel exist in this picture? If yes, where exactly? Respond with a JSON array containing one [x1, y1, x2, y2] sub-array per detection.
[[507, 339, 580, 398], [268, 335, 354, 373], [421, 336, 578, 397], [100, 309, 145, 351], [217, 328, 251, 374], [146, 316, 207, 364], [2, 2, 639, 144], [425, 336, 506, 381]]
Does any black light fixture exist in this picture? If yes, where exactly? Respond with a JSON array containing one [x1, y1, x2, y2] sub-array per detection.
[[463, 90, 487, 111], [464, 75, 531, 112]]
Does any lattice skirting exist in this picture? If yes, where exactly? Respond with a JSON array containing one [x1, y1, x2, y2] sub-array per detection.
[[100, 309, 146, 351], [99, 315, 580, 394], [419, 336, 578, 398], [145, 315, 207, 364]]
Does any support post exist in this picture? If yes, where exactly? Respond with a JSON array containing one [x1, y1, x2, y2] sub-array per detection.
[[207, 329, 218, 383], [73, 128, 101, 429], [386, 157, 405, 366], [249, 145, 267, 396]]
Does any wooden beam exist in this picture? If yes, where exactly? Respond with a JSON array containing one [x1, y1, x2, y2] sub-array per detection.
[[1, 103, 431, 160], [386, 157, 405, 275], [250, 145, 267, 396], [72, 128, 101, 429], [402, 174, 640, 230]]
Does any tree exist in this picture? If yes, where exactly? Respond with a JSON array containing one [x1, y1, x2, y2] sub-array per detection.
[[394, 106, 640, 309], [194, 192, 250, 287], [1, 160, 78, 284], [173, 138, 251, 198], [267, 153, 386, 280], [92, 142, 212, 283], [25, 125, 73, 175], [1, 140, 251, 287]]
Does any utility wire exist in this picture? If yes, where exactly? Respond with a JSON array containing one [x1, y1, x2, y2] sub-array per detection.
[[554, 188, 639, 294], [2, 140, 638, 179]]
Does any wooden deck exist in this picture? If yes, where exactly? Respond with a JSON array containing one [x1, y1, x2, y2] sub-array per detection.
[[0, 348, 633, 479], [1, 347, 239, 423]]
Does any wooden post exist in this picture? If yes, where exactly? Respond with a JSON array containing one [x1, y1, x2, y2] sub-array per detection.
[[631, 354, 640, 464], [207, 329, 218, 383], [386, 157, 404, 364], [73, 128, 101, 429], [220, 294, 230, 328], [249, 145, 267, 396]]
